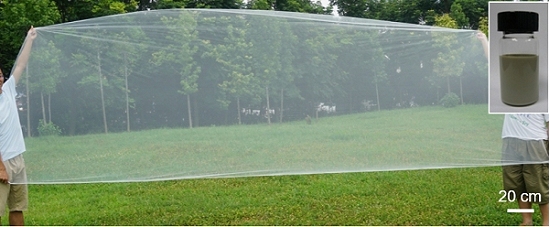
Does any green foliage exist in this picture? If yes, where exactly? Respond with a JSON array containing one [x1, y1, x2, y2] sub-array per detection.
[[0, 0, 61, 72], [450, 2, 468, 28], [0, 0, 490, 135], [27, 40, 66, 95], [149, 11, 201, 128], [208, 18, 259, 110], [153, 0, 187, 9], [454, 0, 489, 30], [434, 13, 457, 29], [439, 92, 460, 108], [70, 26, 135, 133], [92, 0, 138, 16], [332, 0, 490, 30], [431, 14, 465, 94], [151, 11, 201, 96], [37, 119, 62, 136], [247, 0, 329, 13], [478, 16, 488, 38], [293, 29, 344, 102], [248, 0, 272, 10]]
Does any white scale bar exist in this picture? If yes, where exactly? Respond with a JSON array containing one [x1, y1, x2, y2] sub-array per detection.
[[507, 209, 535, 213]]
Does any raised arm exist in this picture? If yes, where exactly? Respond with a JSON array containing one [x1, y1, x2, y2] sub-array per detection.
[[476, 31, 488, 59], [12, 26, 37, 84]]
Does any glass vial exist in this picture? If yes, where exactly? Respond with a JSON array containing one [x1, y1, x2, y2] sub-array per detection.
[[498, 11, 539, 106]]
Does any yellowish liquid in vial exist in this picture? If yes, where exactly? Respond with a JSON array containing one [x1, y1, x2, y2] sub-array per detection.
[[499, 54, 538, 106]]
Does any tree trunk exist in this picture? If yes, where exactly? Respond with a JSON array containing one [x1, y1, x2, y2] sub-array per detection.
[[41, 93, 46, 123], [124, 53, 130, 132], [237, 97, 242, 125], [187, 94, 193, 128], [98, 50, 108, 134], [48, 94, 52, 123], [279, 88, 284, 123], [265, 86, 271, 125]]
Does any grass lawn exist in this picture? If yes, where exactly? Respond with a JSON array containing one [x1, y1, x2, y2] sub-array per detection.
[[23, 104, 504, 183], [8, 105, 539, 225], [23, 167, 541, 225]]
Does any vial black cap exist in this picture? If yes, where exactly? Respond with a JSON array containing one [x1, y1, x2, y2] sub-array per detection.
[[498, 11, 539, 34]]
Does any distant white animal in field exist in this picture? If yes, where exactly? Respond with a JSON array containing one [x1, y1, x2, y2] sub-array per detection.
[[263, 108, 275, 119], [317, 102, 336, 113], [242, 108, 273, 118], [242, 108, 261, 116]]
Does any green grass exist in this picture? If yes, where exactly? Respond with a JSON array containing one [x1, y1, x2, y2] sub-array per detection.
[[23, 104, 504, 183], [23, 167, 544, 225], [7, 105, 540, 225]]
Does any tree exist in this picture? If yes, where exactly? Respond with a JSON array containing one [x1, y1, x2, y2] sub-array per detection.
[[247, 17, 284, 125], [329, 0, 488, 30], [69, 25, 133, 134], [71, 37, 110, 134], [431, 14, 465, 102], [109, 25, 149, 132], [478, 16, 488, 37], [52, 0, 138, 22], [91, 0, 138, 17], [151, 11, 201, 128], [207, 16, 259, 125], [450, 2, 468, 29], [185, 0, 243, 9], [335, 30, 386, 113], [369, 39, 387, 111], [273, 21, 299, 122], [453, 0, 489, 30], [0, 0, 61, 74], [247, 0, 330, 14], [27, 40, 66, 127], [330, 0, 369, 18], [143, 0, 186, 9], [292, 25, 344, 117]]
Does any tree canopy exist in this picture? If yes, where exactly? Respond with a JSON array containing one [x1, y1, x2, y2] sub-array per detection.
[[1, 0, 488, 136]]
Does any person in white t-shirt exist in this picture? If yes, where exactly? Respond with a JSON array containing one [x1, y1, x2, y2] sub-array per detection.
[[502, 114, 549, 226], [475, 32, 548, 226], [0, 27, 36, 226]]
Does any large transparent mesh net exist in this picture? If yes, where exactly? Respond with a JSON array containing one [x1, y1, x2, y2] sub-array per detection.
[[9, 9, 510, 184]]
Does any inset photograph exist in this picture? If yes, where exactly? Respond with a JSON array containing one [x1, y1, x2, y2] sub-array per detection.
[[488, 2, 548, 113]]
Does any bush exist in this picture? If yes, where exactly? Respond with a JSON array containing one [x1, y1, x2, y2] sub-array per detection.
[[439, 92, 460, 108], [37, 119, 62, 137]]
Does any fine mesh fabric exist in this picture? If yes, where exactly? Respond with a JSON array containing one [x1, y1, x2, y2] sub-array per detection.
[[9, 9, 507, 184]]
